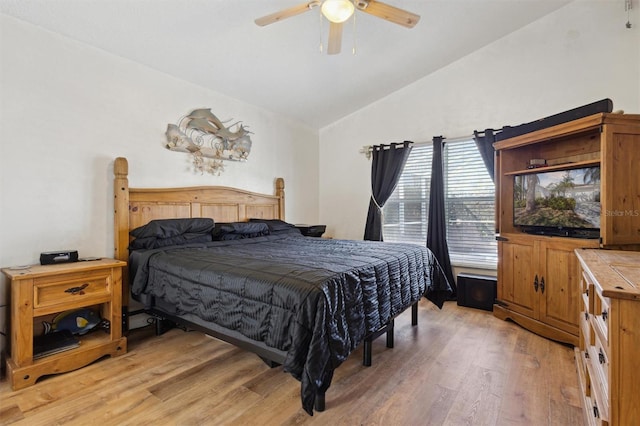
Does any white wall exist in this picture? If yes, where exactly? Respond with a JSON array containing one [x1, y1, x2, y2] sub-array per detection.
[[319, 0, 640, 243], [0, 15, 319, 359]]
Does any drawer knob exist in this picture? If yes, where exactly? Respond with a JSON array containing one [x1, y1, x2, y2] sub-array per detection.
[[64, 283, 88, 295]]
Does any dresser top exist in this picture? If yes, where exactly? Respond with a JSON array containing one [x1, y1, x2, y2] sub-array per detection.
[[575, 249, 640, 300], [1, 258, 126, 280]]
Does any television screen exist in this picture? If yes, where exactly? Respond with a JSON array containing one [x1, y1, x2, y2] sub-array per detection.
[[513, 166, 600, 232]]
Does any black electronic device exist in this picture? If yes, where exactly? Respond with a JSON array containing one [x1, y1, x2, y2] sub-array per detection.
[[456, 273, 497, 311], [33, 329, 80, 359], [40, 250, 79, 265], [513, 166, 601, 238], [295, 224, 327, 238], [494, 98, 613, 142]]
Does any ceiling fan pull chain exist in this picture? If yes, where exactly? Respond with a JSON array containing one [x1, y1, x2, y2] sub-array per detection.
[[319, 6, 324, 53], [352, 7, 357, 55]]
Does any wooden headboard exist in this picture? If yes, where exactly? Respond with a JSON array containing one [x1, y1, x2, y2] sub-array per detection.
[[113, 157, 285, 301]]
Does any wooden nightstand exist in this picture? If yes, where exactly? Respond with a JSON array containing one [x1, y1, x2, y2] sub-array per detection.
[[2, 258, 127, 390]]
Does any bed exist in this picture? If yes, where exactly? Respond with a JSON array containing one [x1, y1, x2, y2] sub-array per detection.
[[113, 157, 452, 415]]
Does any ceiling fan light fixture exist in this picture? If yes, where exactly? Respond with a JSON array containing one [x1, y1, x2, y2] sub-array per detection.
[[321, 0, 355, 23]]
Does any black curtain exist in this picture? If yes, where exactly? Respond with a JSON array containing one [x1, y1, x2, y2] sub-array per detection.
[[426, 136, 456, 297], [473, 129, 496, 182], [363, 141, 413, 241]]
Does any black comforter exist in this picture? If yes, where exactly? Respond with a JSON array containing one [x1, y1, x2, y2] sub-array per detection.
[[130, 233, 451, 414]]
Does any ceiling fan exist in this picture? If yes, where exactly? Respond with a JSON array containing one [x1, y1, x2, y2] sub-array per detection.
[[255, 0, 420, 55]]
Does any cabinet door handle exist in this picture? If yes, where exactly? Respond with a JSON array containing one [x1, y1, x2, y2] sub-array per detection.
[[593, 404, 599, 418], [584, 312, 589, 321], [540, 276, 545, 294], [598, 348, 606, 364], [534, 275, 539, 292], [602, 309, 608, 322], [64, 283, 88, 295]]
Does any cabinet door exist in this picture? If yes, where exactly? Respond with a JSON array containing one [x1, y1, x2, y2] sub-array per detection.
[[601, 123, 640, 246], [497, 236, 536, 318], [538, 239, 596, 335]]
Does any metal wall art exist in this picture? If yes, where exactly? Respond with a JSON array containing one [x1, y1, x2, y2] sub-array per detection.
[[165, 108, 253, 175]]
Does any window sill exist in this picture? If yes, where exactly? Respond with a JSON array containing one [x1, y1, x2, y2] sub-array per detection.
[[451, 260, 497, 271]]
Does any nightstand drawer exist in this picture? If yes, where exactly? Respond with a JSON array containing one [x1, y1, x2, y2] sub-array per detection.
[[34, 270, 112, 311]]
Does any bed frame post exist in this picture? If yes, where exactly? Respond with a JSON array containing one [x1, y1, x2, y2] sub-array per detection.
[[314, 393, 326, 412], [276, 177, 285, 220], [114, 157, 130, 330]]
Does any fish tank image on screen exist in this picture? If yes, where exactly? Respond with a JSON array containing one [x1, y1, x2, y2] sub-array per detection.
[[513, 166, 600, 238]]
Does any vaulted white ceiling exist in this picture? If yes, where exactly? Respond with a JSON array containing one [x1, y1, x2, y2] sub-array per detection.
[[1, 0, 572, 129]]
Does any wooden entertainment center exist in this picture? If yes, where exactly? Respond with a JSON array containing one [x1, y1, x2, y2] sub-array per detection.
[[493, 112, 640, 425]]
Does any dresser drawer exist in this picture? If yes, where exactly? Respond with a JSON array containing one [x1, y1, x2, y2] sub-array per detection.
[[33, 270, 112, 312], [581, 291, 589, 315], [588, 332, 610, 401], [580, 312, 592, 348], [581, 271, 591, 298], [585, 353, 610, 423], [592, 287, 609, 347]]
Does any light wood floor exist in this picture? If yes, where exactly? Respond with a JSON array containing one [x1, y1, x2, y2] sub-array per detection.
[[0, 301, 584, 425]]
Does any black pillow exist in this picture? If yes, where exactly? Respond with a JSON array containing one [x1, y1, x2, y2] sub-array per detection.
[[130, 218, 215, 239], [248, 218, 300, 234], [212, 222, 270, 240], [129, 233, 213, 250]]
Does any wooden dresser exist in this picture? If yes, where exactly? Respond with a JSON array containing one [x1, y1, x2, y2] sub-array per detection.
[[575, 249, 640, 425]]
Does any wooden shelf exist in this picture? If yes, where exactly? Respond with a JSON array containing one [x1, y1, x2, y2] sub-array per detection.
[[31, 331, 114, 363], [503, 159, 600, 176], [6, 335, 126, 389]]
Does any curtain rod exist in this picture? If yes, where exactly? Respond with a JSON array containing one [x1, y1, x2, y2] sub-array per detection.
[[359, 134, 474, 159]]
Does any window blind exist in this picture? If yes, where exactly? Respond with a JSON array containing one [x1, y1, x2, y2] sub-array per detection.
[[382, 139, 497, 268], [444, 140, 497, 267], [382, 144, 432, 244]]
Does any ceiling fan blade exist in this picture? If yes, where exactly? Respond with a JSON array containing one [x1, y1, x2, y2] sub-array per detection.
[[357, 0, 420, 28], [255, 1, 319, 26], [327, 22, 344, 55]]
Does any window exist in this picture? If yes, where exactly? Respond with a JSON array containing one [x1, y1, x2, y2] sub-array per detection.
[[382, 139, 497, 269], [383, 144, 432, 244]]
